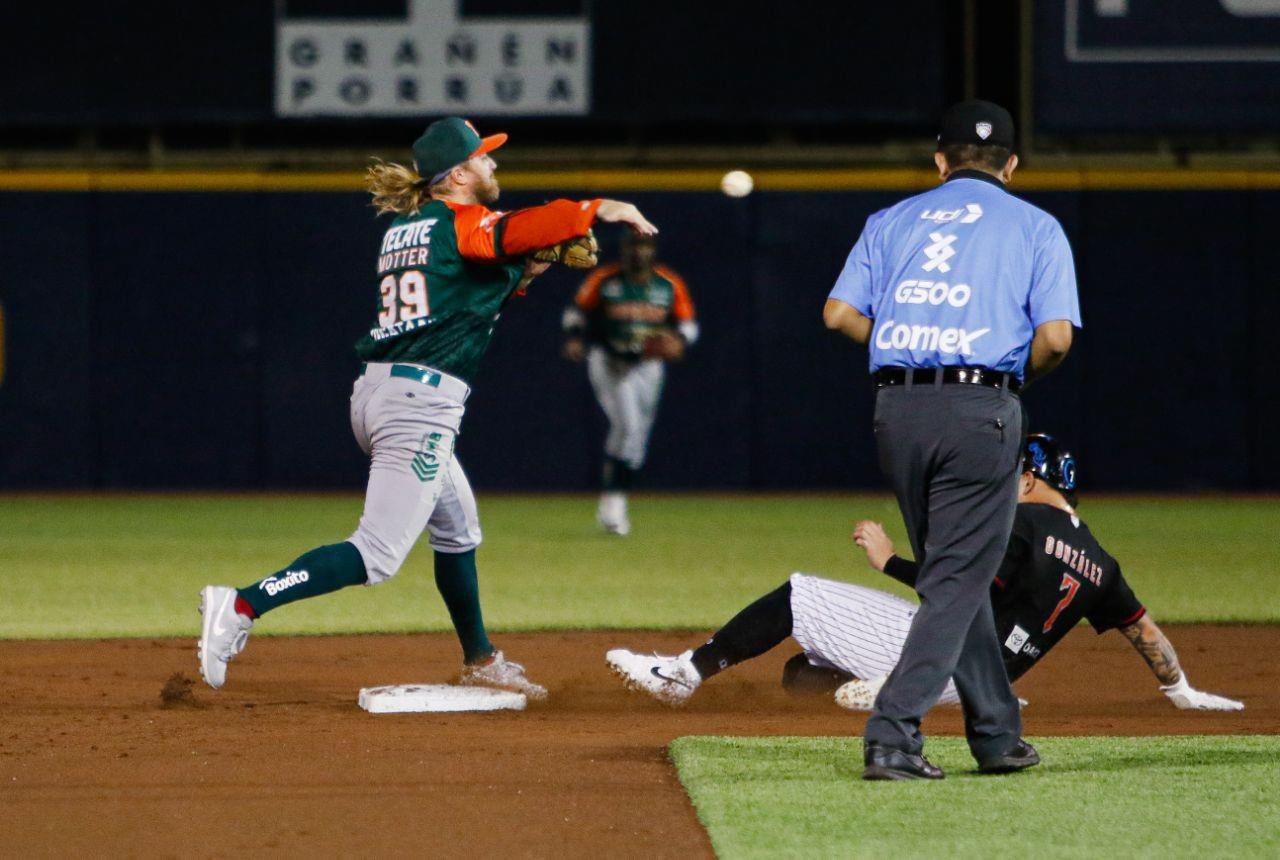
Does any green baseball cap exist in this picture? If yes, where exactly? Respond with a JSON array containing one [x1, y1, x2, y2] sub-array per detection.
[[412, 117, 507, 183]]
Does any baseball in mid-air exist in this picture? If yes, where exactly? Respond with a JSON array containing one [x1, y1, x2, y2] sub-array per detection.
[[720, 169, 754, 198]]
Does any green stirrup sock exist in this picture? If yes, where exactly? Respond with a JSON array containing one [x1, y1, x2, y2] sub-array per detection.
[[239, 541, 368, 617], [433, 549, 494, 664], [603, 457, 635, 492]]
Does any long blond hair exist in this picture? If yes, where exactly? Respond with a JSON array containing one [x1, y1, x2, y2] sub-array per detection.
[[365, 158, 436, 216]]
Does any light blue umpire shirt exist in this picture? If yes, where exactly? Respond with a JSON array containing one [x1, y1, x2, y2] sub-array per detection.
[[828, 170, 1081, 378]]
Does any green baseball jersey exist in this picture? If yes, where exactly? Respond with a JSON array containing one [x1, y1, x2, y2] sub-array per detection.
[[574, 263, 695, 357], [354, 200, 523, 384], [355, 196, 603, 384]]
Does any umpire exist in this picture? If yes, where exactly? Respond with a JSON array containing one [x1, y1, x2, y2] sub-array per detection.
[[823, 100, 1080, 780]]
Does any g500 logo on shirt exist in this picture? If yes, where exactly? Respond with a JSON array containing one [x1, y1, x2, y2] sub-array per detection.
[[894, 279, 972, 308]]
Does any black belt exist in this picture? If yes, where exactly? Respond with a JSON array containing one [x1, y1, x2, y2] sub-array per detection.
[[873, 366, 1020, 394]]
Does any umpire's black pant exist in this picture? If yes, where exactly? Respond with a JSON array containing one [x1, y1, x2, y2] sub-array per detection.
[[864, 382, 1023, 761]]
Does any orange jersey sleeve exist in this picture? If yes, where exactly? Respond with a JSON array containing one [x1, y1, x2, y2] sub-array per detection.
[[656, 264, 695, 321], [447, 202, 503, 260], [448, 198, 602, 262], [575, 263, 620, 311]]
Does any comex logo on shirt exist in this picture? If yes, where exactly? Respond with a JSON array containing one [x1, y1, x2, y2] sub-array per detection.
[[874, 227, 990, 355], [874, 320, 991, 355]]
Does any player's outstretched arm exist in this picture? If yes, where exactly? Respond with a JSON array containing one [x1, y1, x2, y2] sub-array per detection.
[[1118, 615, 1244, 711], [493, 199, 604, 257], [595, 200, 658, 235], [853, 521, 919, 587], [455, 199, 656, 264]]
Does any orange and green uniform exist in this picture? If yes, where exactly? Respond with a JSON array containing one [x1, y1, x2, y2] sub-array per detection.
[[216, 117, 574, 692], [238, 195, 601, 663], [571, 263, 696, 358], [564, 261, 697, 509], [357, 197, 602, 382]]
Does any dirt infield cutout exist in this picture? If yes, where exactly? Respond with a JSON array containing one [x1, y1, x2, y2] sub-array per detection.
[[1, 627, 1273, 857]]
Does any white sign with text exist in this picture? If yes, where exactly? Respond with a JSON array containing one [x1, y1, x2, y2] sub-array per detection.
[[276, 0, 590, 116]]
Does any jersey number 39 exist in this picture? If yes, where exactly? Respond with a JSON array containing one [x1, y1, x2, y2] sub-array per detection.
[[379, 270, 429, 327]]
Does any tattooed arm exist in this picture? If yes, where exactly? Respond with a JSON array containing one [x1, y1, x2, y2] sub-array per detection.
[[1119, 614, 1243, 711], [1118, 614, 1182, 685]]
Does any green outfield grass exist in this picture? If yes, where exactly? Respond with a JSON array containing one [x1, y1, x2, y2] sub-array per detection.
[[0, 493, 1275, 638], [670, 735, 1280, 859]]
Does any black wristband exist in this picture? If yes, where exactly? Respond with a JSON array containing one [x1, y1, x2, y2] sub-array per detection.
[[883, 554, 919, 587]]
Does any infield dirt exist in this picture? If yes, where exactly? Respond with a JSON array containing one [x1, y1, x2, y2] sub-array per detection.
[[2, 626, 1275, 858]]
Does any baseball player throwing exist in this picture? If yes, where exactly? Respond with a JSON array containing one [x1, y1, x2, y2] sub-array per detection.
[[607, 434, 1243, 713], [562, 233, 697, 534], [197, 116, 656, 696]]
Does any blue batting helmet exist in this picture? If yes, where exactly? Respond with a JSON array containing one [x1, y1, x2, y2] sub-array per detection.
[[1022, 433, 1078, 497]]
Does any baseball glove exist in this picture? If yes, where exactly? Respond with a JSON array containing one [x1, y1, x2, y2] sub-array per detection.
[[642, 329, 685, 361], [531, 230, 599, 269]]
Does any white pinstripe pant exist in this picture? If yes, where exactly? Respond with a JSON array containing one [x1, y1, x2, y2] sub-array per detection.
[[789, 573, 960, 705]]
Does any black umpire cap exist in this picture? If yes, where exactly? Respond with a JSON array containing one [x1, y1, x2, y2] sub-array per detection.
[[937, 100, 1015, 150]]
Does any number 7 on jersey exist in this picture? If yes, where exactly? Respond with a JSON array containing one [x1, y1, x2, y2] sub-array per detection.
[[1043, 573, 1080, 633]]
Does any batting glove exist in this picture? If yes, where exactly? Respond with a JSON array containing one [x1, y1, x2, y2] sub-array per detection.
[[1160, 676, 1245, 711]]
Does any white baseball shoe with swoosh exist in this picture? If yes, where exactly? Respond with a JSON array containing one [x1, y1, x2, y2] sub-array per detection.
[[198, 585, 254, 690], [606, 648, 701, 706]]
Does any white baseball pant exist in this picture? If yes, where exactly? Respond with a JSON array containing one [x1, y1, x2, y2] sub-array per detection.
[[346, 363, 483, 585], [586, 346, 665, 470], [789, 573, 960, 705]]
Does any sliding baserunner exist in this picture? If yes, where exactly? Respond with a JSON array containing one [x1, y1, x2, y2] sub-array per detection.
[[198, 117, 656, 696], [607, 434, 1243, 713]]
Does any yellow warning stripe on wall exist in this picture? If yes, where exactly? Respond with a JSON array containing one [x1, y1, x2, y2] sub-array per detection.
[[0, 168, 1278, 193]]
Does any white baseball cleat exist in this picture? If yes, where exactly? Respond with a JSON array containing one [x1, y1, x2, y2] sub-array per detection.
[[597, 493, 631, 536], [198, 585, 254, 690], [835, 675, 1029, 711], [835, 675, 887, 711], [459, 651, 549, 701], [599, 514, 631, 536], [606, 648, 701, 706]]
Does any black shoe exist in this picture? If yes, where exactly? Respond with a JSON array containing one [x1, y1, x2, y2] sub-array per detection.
[[978, 739, 1041, 774], [862, 744, 945, 781]]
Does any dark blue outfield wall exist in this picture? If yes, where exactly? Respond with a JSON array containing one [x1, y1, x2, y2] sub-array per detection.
[[1, 187, 1277, 491]]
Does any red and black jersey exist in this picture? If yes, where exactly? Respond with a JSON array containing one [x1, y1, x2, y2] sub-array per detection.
[[885, 503, 1145, 681], [990, 504, 1145, 680]]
